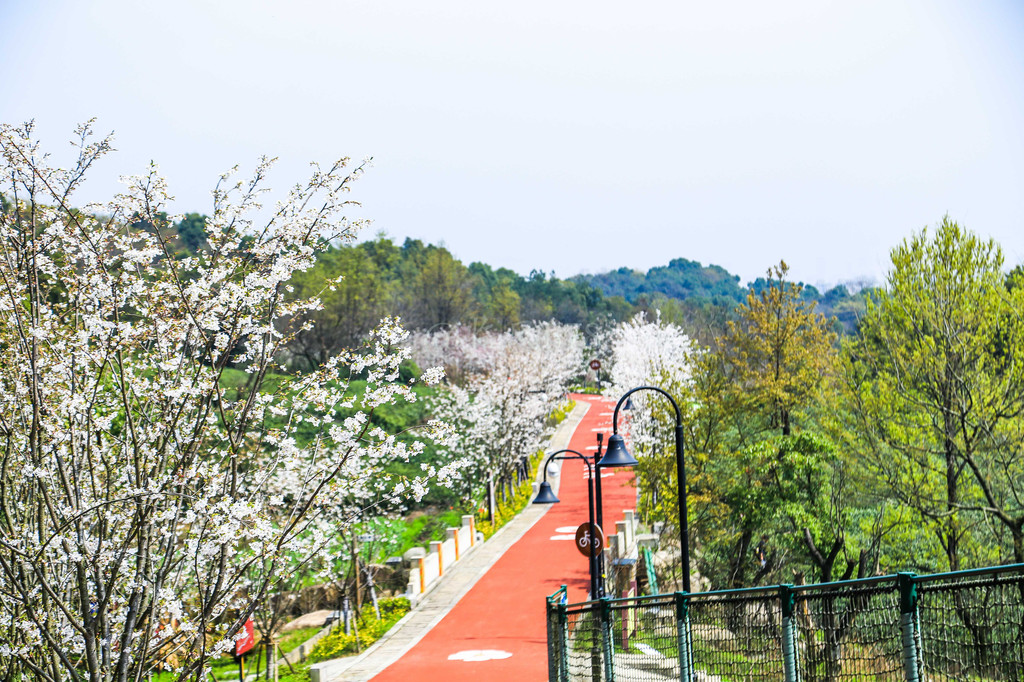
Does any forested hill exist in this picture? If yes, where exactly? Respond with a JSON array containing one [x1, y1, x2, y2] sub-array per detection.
[[575, 257, 867, 331], [161, 214, 867, 347], [573, 258, 746, 306]]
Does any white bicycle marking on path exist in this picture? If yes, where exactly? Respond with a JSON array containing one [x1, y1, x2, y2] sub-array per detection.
[[448, 650, 513, 662]]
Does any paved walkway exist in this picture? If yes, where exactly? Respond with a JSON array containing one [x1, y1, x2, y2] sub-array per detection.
[[315, 393, 626, 679], [315, 393, 635, 682], [313, 393, 630, 679]]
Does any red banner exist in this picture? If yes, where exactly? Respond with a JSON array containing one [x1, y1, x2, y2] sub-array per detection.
[[235, 617, 255, 656]]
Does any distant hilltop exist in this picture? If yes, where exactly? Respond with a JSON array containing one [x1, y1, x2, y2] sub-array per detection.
[[573, 257, 868, 332]]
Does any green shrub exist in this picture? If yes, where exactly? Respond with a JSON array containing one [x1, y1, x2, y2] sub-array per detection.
[[545, 398, 577, 427], [476, 449, 545, 540], [308, 597, 411, 662]]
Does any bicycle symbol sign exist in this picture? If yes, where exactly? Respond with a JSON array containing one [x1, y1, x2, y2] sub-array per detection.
[[575, 522, 605, 558]]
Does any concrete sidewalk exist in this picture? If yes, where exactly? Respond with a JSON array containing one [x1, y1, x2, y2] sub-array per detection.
[[312, 399, 590, 682]]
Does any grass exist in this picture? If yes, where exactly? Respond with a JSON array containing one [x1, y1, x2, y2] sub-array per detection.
[[568, 384, 604, 395], [277, 625, 322, 655], [276, 661, 312, 682], [150, 654, 247, 681], [147, 624, 322, 681], [394, 509, 464, 554]]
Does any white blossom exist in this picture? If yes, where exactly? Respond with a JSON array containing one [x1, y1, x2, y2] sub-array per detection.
[[606, 311, 694, 453], [415, 322, 583, 502], [0, 122, 457, 681]]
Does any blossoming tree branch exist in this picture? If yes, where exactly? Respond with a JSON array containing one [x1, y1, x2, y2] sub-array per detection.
[[0, 121, 458, 682]]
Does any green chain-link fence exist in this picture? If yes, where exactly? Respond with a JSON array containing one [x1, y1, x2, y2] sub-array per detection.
[[546, 563, 1024, 681]]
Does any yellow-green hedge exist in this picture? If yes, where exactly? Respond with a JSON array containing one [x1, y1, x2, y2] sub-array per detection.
[[476, 449, 545, 540], [308, 597, 410, 662]]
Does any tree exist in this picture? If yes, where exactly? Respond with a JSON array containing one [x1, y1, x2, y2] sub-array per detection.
[[487, 283, 521, 330], [619, 264, 866, 591], [405, 246, 474, 329], [694, 262, 855, 588], [723, 261, 837, 438], [843, 219, 1024, 570], [286, 245, 388, 368], [174, 212, 208, 254], [424, 323, 583, 508], [0, 121, 455, 682]]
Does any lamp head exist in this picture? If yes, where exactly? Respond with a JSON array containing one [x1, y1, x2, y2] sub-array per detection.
[[598, 433, 639, 468], [533, 480, 560, 505], [623, 396, 634, 411]]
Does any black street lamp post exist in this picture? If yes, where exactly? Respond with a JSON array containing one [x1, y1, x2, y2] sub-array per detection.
[[533, 449, 600, 598], [594, 433, 606, 596], [535, 430, 639, 600], [606, 386, 690, 593], [590, 431, 636, 598]]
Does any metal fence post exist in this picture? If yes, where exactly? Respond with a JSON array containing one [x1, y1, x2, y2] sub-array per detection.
[[898, 573, 921, 682], [780, 584, 800, 682], [675, 591, 693, 682], [601, 597, 615, 682], [558, 598, 569, 682], [546, 595, 557, 682]]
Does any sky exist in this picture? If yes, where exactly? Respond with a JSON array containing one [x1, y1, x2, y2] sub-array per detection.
[[3, 0, 1023, 289]]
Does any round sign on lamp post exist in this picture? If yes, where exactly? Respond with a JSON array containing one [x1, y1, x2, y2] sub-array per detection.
[[589, 359, 601, 371], [575, 522, 605, 559]]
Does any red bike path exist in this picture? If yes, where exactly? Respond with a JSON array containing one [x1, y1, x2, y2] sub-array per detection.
[[372, 393, 636, 682]]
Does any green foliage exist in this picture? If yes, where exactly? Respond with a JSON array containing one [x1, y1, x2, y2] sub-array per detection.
[[287, 245, 391, 368], [392, 510, 464, 554], [275, 235, 635, 345], [577, 258, 745, 306], [308, 597, 411, 662], [724, 261, 838, 438], [569, 384, 605, 395], [842, 218, 1024, 570], [276, 662, 313, 682], [545, 398, 576, 427], [634, 263, 855, 590], [151, 215, 870, 346], [174, 212, 208, 253], [409, 246, 476, 328]]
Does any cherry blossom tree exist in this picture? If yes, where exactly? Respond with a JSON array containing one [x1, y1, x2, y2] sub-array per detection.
[[405, 324, 491, 385], [607, 311, 694, 452], [415, 322, 583, 507], [0, 121, 456, 682]]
